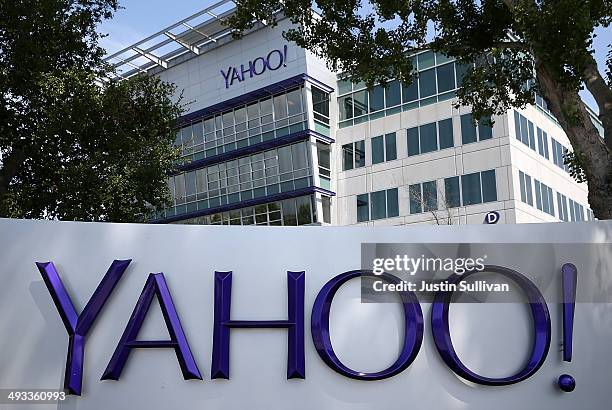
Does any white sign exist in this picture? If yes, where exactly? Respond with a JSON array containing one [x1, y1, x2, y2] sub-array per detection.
[[0, 218, 611, 409]]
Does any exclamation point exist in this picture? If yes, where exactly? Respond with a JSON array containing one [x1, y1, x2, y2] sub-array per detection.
[[558, 263, 577, 392]]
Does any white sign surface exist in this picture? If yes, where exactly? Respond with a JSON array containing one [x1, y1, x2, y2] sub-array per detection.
[[0, 218, 611, 409]]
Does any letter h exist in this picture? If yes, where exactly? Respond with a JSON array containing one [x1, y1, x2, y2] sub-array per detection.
[[211, 271, 305, 379]]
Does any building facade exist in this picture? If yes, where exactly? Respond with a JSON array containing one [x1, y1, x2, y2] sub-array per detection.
[[105, 2, 599, 226]]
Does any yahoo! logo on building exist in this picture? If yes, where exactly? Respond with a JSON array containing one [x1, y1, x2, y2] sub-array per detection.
[[36, 260, 578, 396], [221, 45, 288, 89]]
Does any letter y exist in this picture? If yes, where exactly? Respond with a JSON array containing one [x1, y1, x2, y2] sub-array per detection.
[[36, 260, 131, 395]]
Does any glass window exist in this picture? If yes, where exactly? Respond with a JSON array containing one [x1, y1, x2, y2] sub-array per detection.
[[291, 143, 307, 170], [417, 51, 435, 70], [407, 127, 420, 156], [282, 198, 298, 226], [409, 184, 422, 214], [528, 121, 536, 150], [535, 180, 542, 210], [296, 196, 312, 225], [519, 171, 526, 203], [385, 132, 397, 161], [437, 63, 456, 93], [402, 78, 418, 102], [312, 87, 329, 118], [342, 143, 354, 171], [371, 190, 387, 220], [461, 114, 477, 144], [525, 173, 533, 205], [372, 136, 384, 164], [461, 172, 482, 205], [387, 189, 399, 217], [287, 89, 303, 117], [369, 85, 385, 112], [423, 181, 438, 211], [338, 79, 352, 95], [478, 117, 493, 140], [445, 177, 460, 208], [353, 90, 368, 117], [455, 62, 470, 86], [185, 171, 196, 198], [514, 111, 521, 140], [274, 94, 288, 120], [278, 146, 293, 174], [355, 140, 366, 168], [520, 114, 529, 145], [322, 196, 331, 223], [481, 170, 497, 202], [419, 69, 437, 98], [438, 118, 454, 149], [357, 194, 369, 222], [339, 95, 353, 120], [385, 80, 401, 107], [420, 123, 438, 154]]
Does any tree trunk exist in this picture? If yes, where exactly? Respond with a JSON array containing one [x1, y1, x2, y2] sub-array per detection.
[[535, 61, 612, 220]]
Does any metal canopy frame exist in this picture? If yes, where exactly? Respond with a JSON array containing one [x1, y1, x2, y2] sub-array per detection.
[[104, 0, 253, 80]]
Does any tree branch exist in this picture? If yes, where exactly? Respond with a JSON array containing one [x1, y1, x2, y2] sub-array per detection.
[[582, 55, 612, 149], [0, 147, 25, 211]]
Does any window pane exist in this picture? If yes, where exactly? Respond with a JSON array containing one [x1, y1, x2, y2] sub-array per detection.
[[423, 181, 438, 211], [481, 170, 497, 202], [369, 85, 385, 112], [535, 180, 542, 210], [385, 132, 397, 161], [528, 121, 536, 150], [338, 79, 352, 94], [342, 143, 354, 171], [311, 87, 329, 117], [296, 196, 312, 225], [417, 51, 435, 70], [461, 114, 477, 144], [419, 122, 438, 153], [339, 95, 353, 120], [461, 172, 482, 205], [438, 118, 454, 149], [419, 69, 437, 98], [445, 177, 460, 208], [278, 146, 293, 174], [409, 184, 422, 214], [478, 117, 493, 140], [385, 80, 401, 107], [372, 136, 385, 164], [274, 93, 288, 119], [371, 190, 387, 220], [520, 115, 529, 145], [407, 127, 420, 156], [291, 143, 308, 171], [525, 174, 533, 205], [355, 140, 366, 168], [437, 63, 456, 93], [402, 79, 418, 102], [455, 62, 470, 86], [514, 111, 521, 140], [353, 90, 368, 117], [282, 199, 298, 226], [287, 89, 303, 116], [519, 171, 526, 202], [387, 188, 399, 217], [357, 194, 369, 222]]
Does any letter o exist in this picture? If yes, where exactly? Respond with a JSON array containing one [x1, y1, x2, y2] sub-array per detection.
[[252, 57, 267, 75], [311, 270, 423, 380], [431, 265, 551, 385], [266, 49, 284, 71]]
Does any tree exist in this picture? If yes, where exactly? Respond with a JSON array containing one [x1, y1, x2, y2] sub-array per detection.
[[228, 0, 612, 219], [0, 1, 182, 222]]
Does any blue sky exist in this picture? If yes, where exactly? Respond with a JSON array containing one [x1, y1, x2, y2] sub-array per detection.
[[100, 0, 610, 112]]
